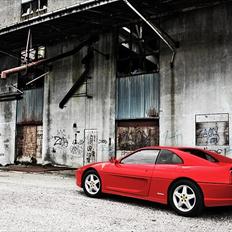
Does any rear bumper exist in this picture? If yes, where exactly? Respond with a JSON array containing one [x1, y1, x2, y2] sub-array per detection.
[[199, 182, 232, 207]]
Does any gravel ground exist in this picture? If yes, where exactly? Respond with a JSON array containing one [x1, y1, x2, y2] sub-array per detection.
[[0, 171, 232, 232]]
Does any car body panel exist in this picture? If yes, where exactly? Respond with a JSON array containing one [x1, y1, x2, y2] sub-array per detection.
[[102, 163, 154, 196], [76, 146, 232, 207]]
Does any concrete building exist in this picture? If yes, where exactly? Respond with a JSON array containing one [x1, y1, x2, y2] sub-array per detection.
[[0, 0, 231, 167]]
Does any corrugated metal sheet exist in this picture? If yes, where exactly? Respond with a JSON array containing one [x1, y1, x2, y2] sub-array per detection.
[[116, 73, 159, 119], [17, 88, 44, 124]]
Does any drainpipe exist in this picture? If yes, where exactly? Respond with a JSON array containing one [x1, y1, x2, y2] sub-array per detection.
[[1, 60, 45, 79], [122, 0, 177, 67]]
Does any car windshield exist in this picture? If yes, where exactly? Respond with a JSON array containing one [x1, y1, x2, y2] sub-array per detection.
[[179, 148, 218, 163]]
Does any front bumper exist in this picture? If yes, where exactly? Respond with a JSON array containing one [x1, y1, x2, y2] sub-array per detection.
[[75, 169, 83, 188]]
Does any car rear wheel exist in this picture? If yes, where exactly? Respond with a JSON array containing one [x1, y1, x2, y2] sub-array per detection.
[[83, 170, 101, 198], [169, 180, 204, 217]]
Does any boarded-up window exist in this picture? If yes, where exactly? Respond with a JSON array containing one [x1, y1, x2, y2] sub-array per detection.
[[116, 120, 159, 151], [16, 125, 43, 161], [196, 114, 229, 146]]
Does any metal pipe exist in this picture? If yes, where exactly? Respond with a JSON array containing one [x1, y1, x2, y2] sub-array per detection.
[[1, 59, 45, 78], [59, 68, 89, 109], [1, 60, 45, 78], [170, 51, 176, 68], [10, 84, 24, 94], [122, 0, 177, 52], [0, 34, 99, 78], [25, 28, 31, 64], [0, 50, 20, 60], [26, 72, 49, 85]]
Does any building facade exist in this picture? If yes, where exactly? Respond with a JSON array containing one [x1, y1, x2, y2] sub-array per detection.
[[0, 0, 231, 167]]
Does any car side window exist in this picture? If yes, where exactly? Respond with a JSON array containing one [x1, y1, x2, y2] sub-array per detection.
[[179, 148, 218, 163], [121, 150, 159, 164], [156, 150, 183, 164]]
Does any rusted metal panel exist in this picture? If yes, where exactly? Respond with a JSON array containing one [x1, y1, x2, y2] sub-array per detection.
[[116, 73, 159, 119], [144, 73, 160, 117], [116, 120, 159, 151], [17, 88, 44, 124]]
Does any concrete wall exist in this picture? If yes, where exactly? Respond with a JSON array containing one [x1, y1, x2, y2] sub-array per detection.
[[48, 0, 87, 12], [0, 0, 91, 28], [42, 32, 115, 167], [0, 1, 21, 27], [0, 56, 18, 165], [159, 3, 232, 157]]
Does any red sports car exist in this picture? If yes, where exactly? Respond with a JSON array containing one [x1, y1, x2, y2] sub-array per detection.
[[75, 146, 232, 216]]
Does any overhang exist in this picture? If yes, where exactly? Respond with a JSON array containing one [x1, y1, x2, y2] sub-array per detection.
[[0, 0, 231, 51]]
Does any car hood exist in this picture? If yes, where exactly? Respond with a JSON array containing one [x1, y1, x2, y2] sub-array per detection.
[[79, 161, 109, 170]]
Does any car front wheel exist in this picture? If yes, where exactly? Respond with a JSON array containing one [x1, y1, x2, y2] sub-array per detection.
[[169, 180, 204, 217], [83, 170, 101, 198]]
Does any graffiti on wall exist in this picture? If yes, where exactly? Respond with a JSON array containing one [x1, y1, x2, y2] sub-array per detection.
[[70, 132, 84, 157], [117, 126, 159, 151], [84, 129, 98, 164], [196, 114, 229, 146], [52, 129, 69, 149], [51, 126, 113, 164], [163, 130, 183, 145], [51, 129, 84, 159]]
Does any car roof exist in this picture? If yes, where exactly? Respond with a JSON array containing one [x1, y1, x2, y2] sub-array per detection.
[[136, 146, 232, 164], [137, 146, 194, 151]]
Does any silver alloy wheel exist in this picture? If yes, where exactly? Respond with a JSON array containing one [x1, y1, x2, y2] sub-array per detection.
[[173, 185, 196, 212], [84, 173, 101, 195]]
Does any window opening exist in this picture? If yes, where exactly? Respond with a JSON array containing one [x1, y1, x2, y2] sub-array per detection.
[[21, 0, 47, 19], [117, 23, 159, 77], [21, 46, 46, 64], [19, 45, 46, 90]]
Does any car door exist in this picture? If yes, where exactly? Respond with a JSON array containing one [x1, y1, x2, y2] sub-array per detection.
[[103, 149, 159, 197], [149, 149, 184, 200]]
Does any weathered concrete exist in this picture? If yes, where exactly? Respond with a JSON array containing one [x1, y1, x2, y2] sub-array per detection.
[[160, 3, 232, 157], [0, 1, 21, 28], [0, 0, 91, 29], [43, 33, 115, 167], [0, 56, 18, 165], [47, 0, 88, 12]]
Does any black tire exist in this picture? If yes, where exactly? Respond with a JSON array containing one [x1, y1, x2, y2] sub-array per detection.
[[82, 170, 102, 198], [169, 179, 204, 217]]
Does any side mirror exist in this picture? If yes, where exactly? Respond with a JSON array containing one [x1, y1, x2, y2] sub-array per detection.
[[109, 157, 119, 164]]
